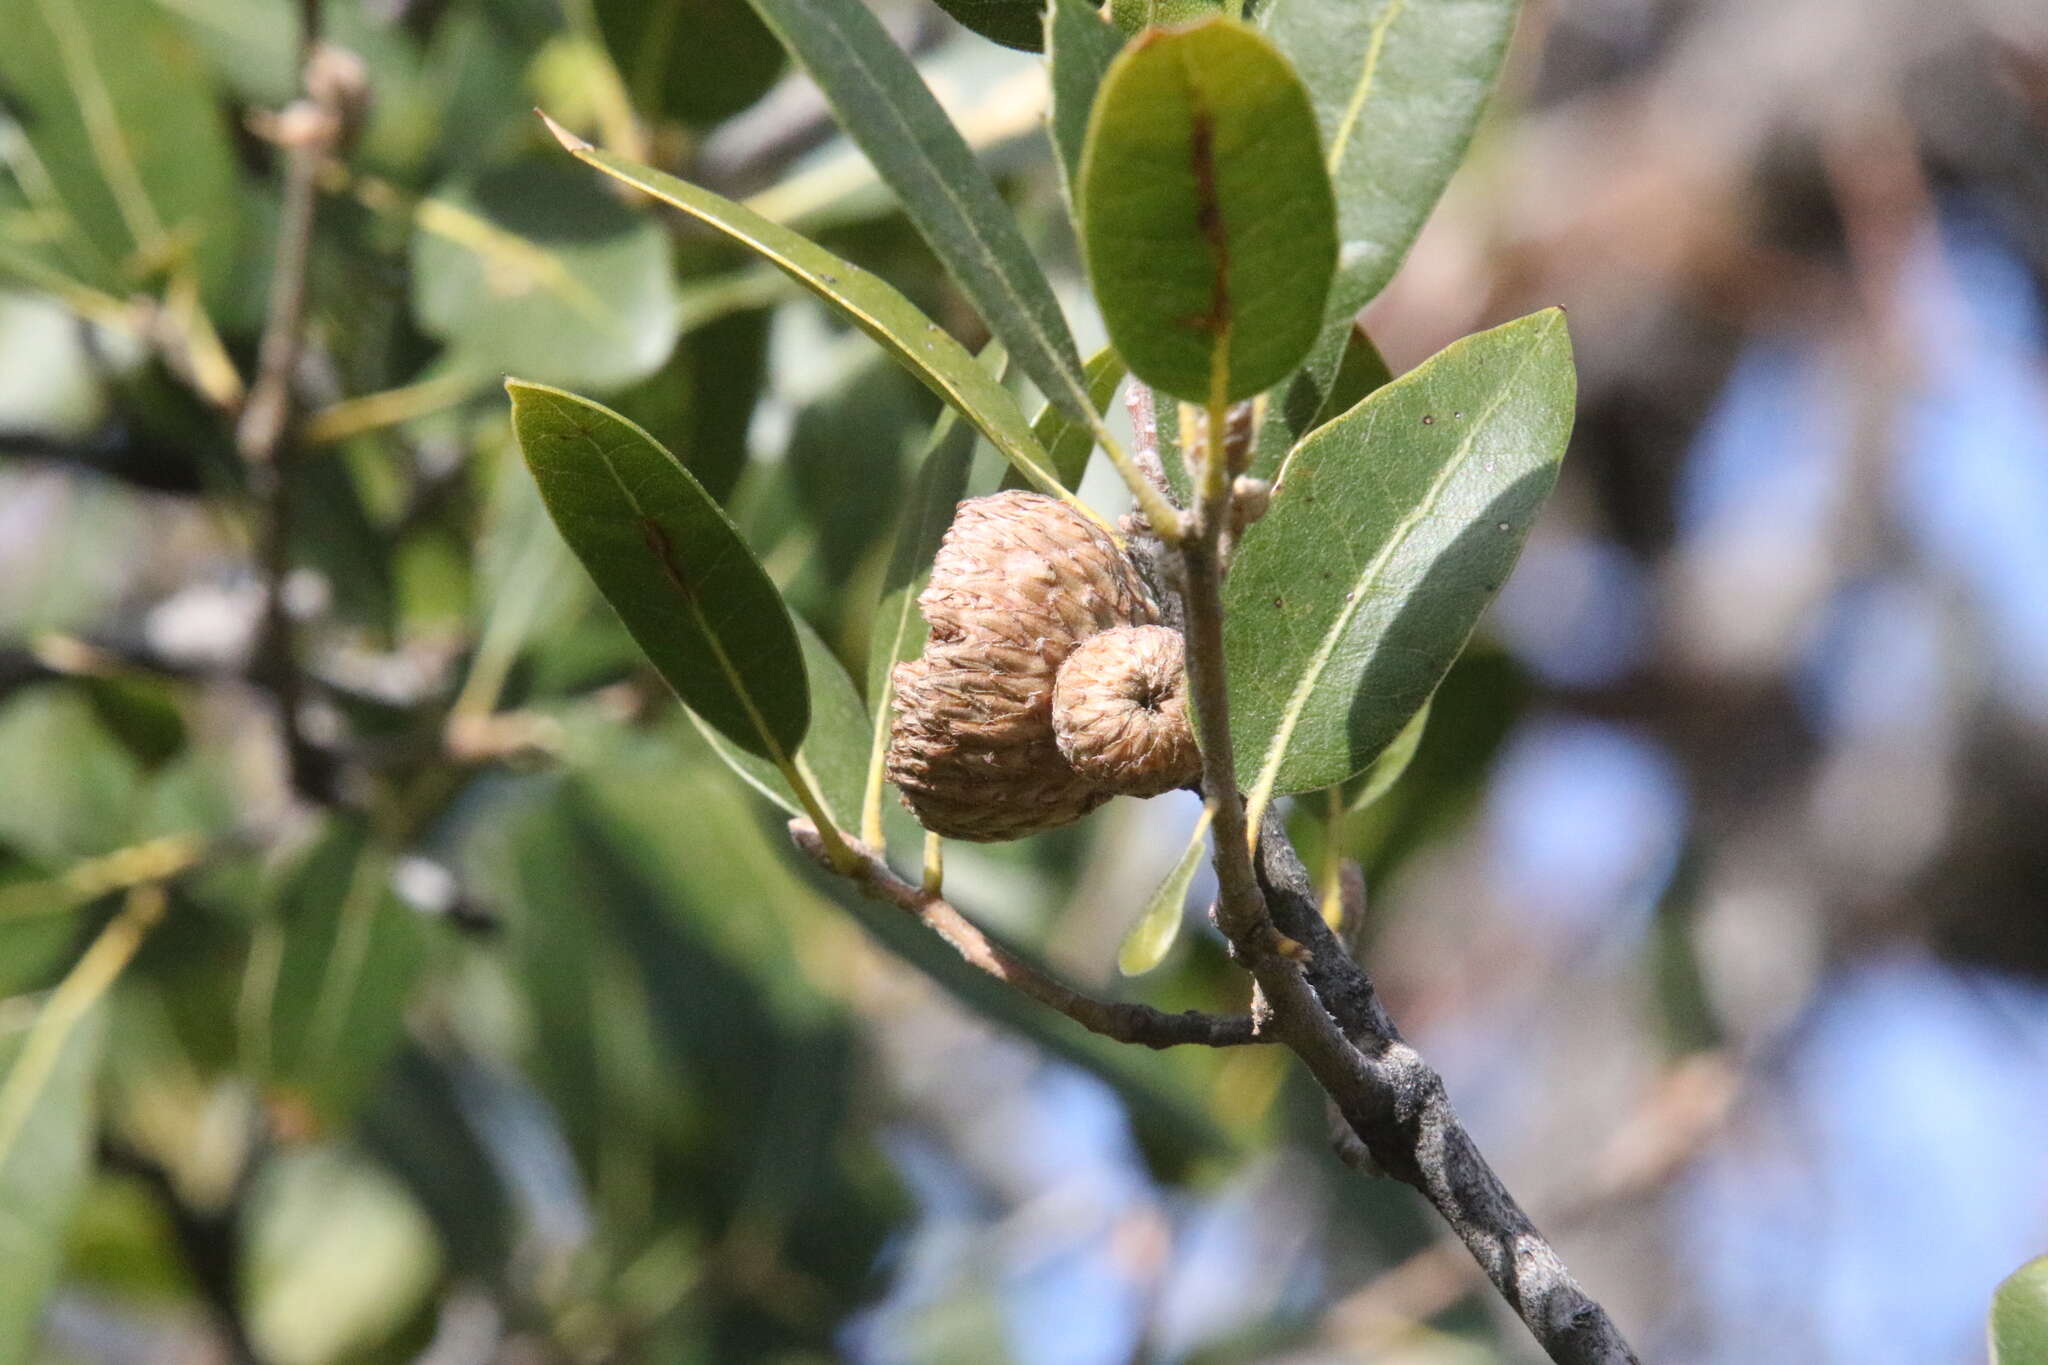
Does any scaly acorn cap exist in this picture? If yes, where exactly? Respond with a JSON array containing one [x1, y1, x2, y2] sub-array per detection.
[[1052, 624, 1200, 797], [886, 491, 1201, 842]]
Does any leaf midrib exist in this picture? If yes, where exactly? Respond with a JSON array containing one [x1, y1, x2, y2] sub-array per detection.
[[1242, 314, 1555, 831], [1323, 0, 1409, 178], [565, 395, 800, 766]]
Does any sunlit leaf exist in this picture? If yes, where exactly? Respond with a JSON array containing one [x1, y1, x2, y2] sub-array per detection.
[[1107, 0, 1223, 33], [244, 1147, 442, 1365], [0, 0, 240, 306], [740, 0, 1098, 427], [1117, 807, 1212, 975], [1080, 18, 1336, 405], [509, 379, 810, 763], [0, 688, 143, 863], [1227, 310, 1573, 832], [1993, 1256, 2048, 1365], [543, 124, 1078, 504]]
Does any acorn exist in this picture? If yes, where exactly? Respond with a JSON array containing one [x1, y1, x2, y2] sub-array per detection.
[[886, 492, 1202, 841]]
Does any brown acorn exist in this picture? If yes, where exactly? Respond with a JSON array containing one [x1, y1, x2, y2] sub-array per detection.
[[886, 492, 1202, 841]]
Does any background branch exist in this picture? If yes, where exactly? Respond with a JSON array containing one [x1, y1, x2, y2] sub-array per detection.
[[236, 20, 356, 804], [790, 822, 1267, 1050]]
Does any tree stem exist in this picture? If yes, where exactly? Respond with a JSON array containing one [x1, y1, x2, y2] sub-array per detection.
[[1168, 407, 1642, 1364]]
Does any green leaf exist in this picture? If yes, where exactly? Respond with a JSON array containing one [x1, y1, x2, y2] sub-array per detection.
[[462, 788, 608, 1170], [1046, 0, 1125, 200], [1993, 1256, 2048, 1365], [508, 379, 810, 763], [698, 617, 873, 836], [1343, 696, 1430, 812], [254, 817, 426, 1125], [359, 1048, 515, 1283], [595, 0, 785, 125], [0, 687, 143, 863], [1117, 807, 1212, 976], [544, 125, 1080, 505], [1080, 18, 1336, 405], [1108, 0, 1224, 33], [411, 159, 682, 393], [1226, 310, 1573, 830], [0, 0, 240, 306], [934, 0, 1048, 51], [0, 1003, 104, 1364], [1002, 345, 1127, 493], [1251, 0, 1519, 472], [740, 0, 1097, 426], [243, 1147, 441, 1365], [1315, 322, 1395, 429], [77, 673, 189, 771]]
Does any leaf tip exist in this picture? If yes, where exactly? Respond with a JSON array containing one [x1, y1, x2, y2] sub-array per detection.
[[535, 109, 592, 155]]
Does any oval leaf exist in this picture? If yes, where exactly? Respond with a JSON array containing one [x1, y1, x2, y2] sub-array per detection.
[[1080, 18, 1336, 405], [1118, 807, 1213, 976], [1227, 309, 1574, 831], [1993, 1256, 2048, 1365], [507, 379, 809, 762], [540, 120, 1080, 508], [1250, 0, 1520, 472]]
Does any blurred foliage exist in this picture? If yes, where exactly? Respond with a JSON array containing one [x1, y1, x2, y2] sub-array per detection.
[[3, 0, 2046, 1361]]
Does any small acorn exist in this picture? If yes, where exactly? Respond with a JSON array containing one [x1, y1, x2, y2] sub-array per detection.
[[886, 492, 1202, 841]]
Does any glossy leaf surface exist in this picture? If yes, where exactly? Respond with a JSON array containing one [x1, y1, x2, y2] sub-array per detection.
[[509, 380, 810, 762], [1080, 19, 1336, 405], [1226, 310, 1573, 829]]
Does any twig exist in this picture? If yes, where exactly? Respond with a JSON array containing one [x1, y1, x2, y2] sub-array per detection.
[[1123, 383, 1175, 502], [1249, 821, 1642, 1363], [1170, 415, 1640, 1363], [1328, 1051, 1738, 1350], [789, 822, 1268, 1050], [235, 23, 359, 803]]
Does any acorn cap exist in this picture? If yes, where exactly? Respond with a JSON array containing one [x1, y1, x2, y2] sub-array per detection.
[[886, 492, 1199, 842], [1052, 625, 1201, 797]]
